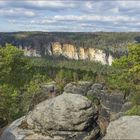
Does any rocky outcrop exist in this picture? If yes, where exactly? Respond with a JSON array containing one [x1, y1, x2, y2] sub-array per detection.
[[64, 81, 92, 96], [63, 81, 131, 135], [1, 93, 100, 140], [64, 82, 125, 114], [103, 116, 140, 139], [19, 46, 41, 57], [27, 93, 98, 132]]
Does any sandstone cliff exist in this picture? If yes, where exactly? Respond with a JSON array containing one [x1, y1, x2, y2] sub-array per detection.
[[23, 42, 114, 65], [49, 42, 114, 65]]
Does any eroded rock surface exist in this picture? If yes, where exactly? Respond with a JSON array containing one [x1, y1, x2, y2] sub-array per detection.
[[27, 93, 97, 131], [64, 82, 125, 115], [64, 82, 131, 136], [103, 116, 140, 140], [64, 81, 92, 96]]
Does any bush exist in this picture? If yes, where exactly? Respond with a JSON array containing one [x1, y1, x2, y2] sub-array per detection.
[[125, 106, 140, 116], [87, 95, 100, 105], [131, 92, 140, 106]]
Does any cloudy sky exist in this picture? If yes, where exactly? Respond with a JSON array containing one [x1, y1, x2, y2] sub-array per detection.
[[0, 0, 140, 32]]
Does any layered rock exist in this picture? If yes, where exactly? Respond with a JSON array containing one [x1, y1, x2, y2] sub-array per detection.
[[1, 93, 100, 140], [51, 42, 79, 60], [64, 82, 125, 114], [50, 42, 114, 65], [51, 42, 63, 56], [64, 81, 92, 96], [103, 116, 140, 139], [62, 44, 79, 59], [63, 82, 131, 135]]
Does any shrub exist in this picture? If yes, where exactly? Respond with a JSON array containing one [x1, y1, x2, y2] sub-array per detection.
[[125, 105, 140, 116]]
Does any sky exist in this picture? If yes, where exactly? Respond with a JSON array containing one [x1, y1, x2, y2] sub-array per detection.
[[0, 0, 140, 32]]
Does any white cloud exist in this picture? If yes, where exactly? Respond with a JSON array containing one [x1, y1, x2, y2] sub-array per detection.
[[0, 8, 36, 17], [24, 0, 76, 10], [52, 14, 138, 23], [85, 2, 93, 9], [117, 1, 140, 9], [8, 19, 16, 24], [109, 8, 119, 13]]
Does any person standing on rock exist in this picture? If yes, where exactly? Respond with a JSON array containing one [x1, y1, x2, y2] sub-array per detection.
[[50, 86, 56, 98]]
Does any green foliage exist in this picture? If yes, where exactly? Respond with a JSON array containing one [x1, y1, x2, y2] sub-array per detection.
[[22, 74, 51, 114], [125, 106, 140, 116], [108, 44, 140, 115], [82, 74, 91, 81], [73, 72, 79, 82], [55, 69, 74, 92], [0, 84, 20, 123], [131, 92, 140, 106], [87, 95, 100, 105], [0, 44, 33, 123], [0, 44, 31, 88]]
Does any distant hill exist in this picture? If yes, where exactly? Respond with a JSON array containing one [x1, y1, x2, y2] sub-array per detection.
[[0, 32, 140, 59]]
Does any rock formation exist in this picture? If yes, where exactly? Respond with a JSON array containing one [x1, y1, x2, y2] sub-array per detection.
[[49, 42, 114, 65], [103, 116, 140, 139], [63, 81, 133, 135], [64, 82, 125, 115], [1, 81, 135, 140], [64, 81, 92, 96], [1, 93, 100, 140], [22, 42, 114, 65]]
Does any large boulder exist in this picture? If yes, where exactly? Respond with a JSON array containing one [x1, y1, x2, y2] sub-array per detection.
[[103, 116, 140, 139], [27, 93, 97, 131], [1, 93, 100, 140]]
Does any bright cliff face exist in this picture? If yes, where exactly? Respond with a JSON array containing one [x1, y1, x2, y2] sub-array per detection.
[[62, 43, 79, 60], [50, 42, 114, 65], [21, 42, 114, 65]]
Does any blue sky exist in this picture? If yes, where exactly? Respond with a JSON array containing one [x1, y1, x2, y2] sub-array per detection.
[[0, 0, 140, 32]]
